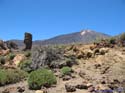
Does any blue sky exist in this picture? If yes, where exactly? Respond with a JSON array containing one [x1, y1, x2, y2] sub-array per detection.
[[0, 0, 125, 40]]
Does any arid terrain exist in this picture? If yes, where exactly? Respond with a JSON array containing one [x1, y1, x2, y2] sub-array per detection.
[[0, 39, 125, 93], [0, 32, 125, 93]]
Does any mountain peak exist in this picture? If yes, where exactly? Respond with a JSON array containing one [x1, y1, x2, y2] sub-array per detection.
[[80, 29, 93, 35]]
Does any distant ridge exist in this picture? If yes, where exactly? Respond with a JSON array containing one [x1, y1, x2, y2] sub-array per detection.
[[40, 29, 110, 45], [8, 29, 111, 46]]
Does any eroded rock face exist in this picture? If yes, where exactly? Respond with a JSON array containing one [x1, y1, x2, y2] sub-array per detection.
[[30, 46, 77, 70], [24, 32, 32, 50]]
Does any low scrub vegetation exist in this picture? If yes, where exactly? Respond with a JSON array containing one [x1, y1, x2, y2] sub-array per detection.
[[24, 51, 31, 57], [0, 69, 27, 86], [61, 66, 72, 75], [18, 59, 32, 72], [0, 56, 5, 65], [8, 53, 15, 60], [28, 68, 57, 90]]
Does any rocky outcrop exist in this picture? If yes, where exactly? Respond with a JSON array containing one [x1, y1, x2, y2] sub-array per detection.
[[0, 40, 7, 50], [30, 46, 77, 70], [23, 32, 32, 50], [65, 44, 109, 60], [5, 41, 18, 50]]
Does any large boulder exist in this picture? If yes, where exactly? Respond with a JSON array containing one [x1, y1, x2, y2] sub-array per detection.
[[23, 32, 32, 50]]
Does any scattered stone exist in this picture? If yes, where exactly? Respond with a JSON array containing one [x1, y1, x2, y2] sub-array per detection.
[[2, 89, 10, 93], [101, 80, 106, 84], [35, 90, 47, 93], [100, 66, 110, 74], [79, 70, 86, 78], [87, 83, 93, 88], [88, 86, 95, 92], [108, 83, 118, 90], [17, 86, 25, 93], [62, 75, 71, 81], [35, 90, 44, 93], [71, 74, 76, 78], [94, 48, 100, 55], [65, 83, 76, 92], [75, 84, 88, 89], [99, 48, 109, 55], [94, 64, 101, 69], [2, 87, 16, 93]]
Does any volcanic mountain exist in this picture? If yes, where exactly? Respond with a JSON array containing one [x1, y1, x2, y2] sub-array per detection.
[[8, 29, 111, 46], [40, 30, 110, 45]]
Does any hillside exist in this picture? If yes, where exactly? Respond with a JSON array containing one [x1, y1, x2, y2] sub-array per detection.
[[41, 30, 110, 45], [8, 30, 110, 47], [0, 43, 125, 93]]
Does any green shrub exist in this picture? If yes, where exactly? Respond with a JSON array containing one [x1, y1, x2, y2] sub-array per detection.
[[109, 37, 116, 44], [8, 53, 15, 60], [18, 59, 32, 72], [0, 56, 5, 64], [28, 69, 57, 90], [61, 66, 72, 75], [120, 33, 125, 42], [0, 69, 27, 86], [24, 51, 31, 57], [0, 70, 7, 85]]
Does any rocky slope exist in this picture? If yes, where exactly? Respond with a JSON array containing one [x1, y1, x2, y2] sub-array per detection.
[[0, 43, 125, 93]]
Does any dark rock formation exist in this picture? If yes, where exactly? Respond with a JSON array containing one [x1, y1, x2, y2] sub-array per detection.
[[24, 32, 32, 50], [75, 84, 88, 89], [0, 40, 7, 50], [65, 83, 76, 92], [62, 75, 71, 81], [5, 41, 18, 50]]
